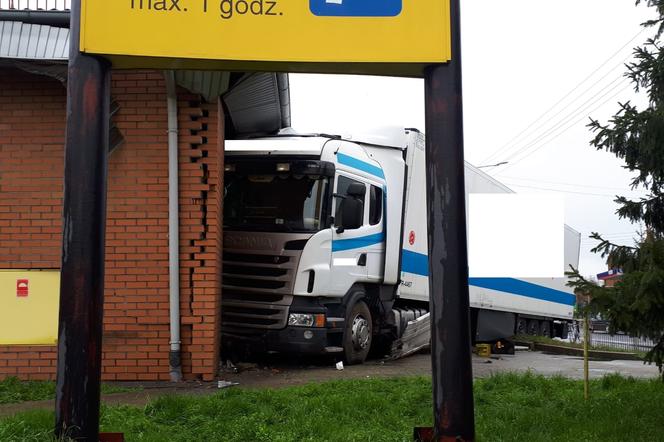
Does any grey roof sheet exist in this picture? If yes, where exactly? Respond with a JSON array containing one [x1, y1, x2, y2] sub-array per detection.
[[0, 20, 68, 60], [176, 70, 230, 103]]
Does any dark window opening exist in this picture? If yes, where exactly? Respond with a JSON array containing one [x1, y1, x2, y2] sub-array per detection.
[[335, 175, 366, 218], [369, 185, 383, 226], [224, 172, 330, 233]]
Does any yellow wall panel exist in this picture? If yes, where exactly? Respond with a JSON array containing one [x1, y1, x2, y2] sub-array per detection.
[[0, 270, 60, 345]]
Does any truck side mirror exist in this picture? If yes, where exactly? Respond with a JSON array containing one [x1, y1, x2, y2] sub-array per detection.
[[336, 196, 363, 233]]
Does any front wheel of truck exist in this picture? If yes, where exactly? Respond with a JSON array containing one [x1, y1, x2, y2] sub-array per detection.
[[343, 300, 372, 365]]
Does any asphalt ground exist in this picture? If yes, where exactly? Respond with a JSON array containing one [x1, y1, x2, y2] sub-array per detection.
[[0, 350, 660, 417]]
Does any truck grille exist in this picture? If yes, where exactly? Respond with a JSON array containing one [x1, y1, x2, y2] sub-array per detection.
[[222, 251, 296, 294], [221, 232, 309, 331], [222, 291, 292, 330]]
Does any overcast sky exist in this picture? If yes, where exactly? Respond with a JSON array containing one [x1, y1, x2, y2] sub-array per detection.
[[290, 0, 655, 278]]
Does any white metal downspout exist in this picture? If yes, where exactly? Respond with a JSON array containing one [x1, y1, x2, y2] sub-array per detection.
[[165, 71, 182, 382]]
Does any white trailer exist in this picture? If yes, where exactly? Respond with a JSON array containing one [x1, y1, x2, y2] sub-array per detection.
[[222, 128, 579, 363]]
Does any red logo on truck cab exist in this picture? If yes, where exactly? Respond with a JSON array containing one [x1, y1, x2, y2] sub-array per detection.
[[409, 231, 416, 245]]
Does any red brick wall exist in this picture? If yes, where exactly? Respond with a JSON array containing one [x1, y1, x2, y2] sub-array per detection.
[[102, 71, 172, 381], [0, 68, 65, 269], [0, 68, 222, 381], [0, 69, 64, 380]]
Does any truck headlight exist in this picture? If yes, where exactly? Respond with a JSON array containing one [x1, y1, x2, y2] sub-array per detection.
[[288, 313, 325, 327]]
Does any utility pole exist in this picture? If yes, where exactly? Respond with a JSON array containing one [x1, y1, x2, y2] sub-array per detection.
[[54, 0, 110, 439]]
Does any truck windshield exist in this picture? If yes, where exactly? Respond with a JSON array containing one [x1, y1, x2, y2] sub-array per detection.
[[224, 173, 330, 232]]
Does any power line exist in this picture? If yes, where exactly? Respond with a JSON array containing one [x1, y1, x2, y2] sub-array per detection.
[[581, 235, 639, 242], [596, 230, 643, 236], [481, 28, 646, 164], [497, 81, 634, 173], [484, 66, 630, 164], [592, 233, 641, 238], [497, 77, 630, 167], [581, 233, 639, 239], [505, 182, 640, 197], [582, 232, 641, 237], [500, 176, 644, 192]]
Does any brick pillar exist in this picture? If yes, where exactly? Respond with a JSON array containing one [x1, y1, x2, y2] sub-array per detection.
[[178, 96, 223, 381]]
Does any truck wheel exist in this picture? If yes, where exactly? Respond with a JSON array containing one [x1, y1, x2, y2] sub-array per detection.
[[527, 319, 539, 336], [539, 321, 551, 338], [343, 300, 372, 365]]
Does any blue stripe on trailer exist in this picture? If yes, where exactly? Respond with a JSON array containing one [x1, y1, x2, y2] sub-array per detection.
[[401, 250, 429, 276], [469, 277, 576, 306], [332, 232, 385, 252], [337, 153, 385, 179], [399, 252, 575, 306]]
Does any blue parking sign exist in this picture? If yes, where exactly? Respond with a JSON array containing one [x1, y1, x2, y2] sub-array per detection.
[[310, 0, 403, 17]]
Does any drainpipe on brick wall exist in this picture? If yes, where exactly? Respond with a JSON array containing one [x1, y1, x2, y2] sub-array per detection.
[[165, 71, 182, 382]]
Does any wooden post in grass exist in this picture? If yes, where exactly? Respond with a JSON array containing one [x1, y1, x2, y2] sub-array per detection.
[[583, 310, 590, 401], [575, 288, 591, 401]]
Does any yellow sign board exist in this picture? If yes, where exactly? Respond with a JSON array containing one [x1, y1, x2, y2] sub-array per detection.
[[0, 270, 60, 345], [80, 0, 451, 74]]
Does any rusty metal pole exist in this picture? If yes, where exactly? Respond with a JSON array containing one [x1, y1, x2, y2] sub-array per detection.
[[54, 0, 110, 439], [416, 0, 475, 440]]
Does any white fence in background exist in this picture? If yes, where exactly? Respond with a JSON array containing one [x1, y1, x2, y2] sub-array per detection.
[[0, 0, 70, 10], [569, 322, 656, 353], [589, 332, 657, 353]]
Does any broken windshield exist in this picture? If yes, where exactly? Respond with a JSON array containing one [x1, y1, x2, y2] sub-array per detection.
[[224, 173, 330, 233]]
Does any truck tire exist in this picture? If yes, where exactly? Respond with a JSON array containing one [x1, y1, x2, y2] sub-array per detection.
[[343, 300, 372, 365], [539, 320, 551, 338]]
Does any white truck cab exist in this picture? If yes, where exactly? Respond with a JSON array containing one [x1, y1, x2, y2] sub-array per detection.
[[222, 128, 579, 363]]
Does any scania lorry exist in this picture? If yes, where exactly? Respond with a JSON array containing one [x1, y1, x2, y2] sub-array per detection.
[[222, 128, 580, 363]]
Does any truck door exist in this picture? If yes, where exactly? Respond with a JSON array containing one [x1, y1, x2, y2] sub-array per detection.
[[329, 174, 377, 294]]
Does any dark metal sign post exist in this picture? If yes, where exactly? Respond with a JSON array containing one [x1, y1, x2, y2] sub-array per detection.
[[52, 0, 474, 440], [417, 0, 476, 440], [55, 0, 110, 440]]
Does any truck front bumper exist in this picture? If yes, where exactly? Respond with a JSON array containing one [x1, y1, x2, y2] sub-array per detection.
[[223, 325, 343, 355], [265, 326, 334, 354], [222, 297, 347, 356], [224, 319, 345, 356]]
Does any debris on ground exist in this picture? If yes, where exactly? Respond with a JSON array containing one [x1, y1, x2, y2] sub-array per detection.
[[388, 313, 431, 360], [217, 380, 240, 389], [336, 361, 344, 371]]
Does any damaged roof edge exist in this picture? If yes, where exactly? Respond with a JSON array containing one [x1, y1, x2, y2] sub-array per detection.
[[0, 10, 70, 27], [0, 16, 292, 135]]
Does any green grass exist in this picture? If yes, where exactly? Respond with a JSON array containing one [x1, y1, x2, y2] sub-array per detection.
[[1, 373, 663, 441], [0, 377, 135, 405]]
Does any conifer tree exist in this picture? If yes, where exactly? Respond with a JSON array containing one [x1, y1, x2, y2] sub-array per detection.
[[567, 0, 664, 380]]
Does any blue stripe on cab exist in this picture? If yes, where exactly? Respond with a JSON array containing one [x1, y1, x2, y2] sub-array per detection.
[[332, 232, 385, 252], [469, 277, 576, 306], [401, 250, 429, 276], [337, 153, 385, 179]]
